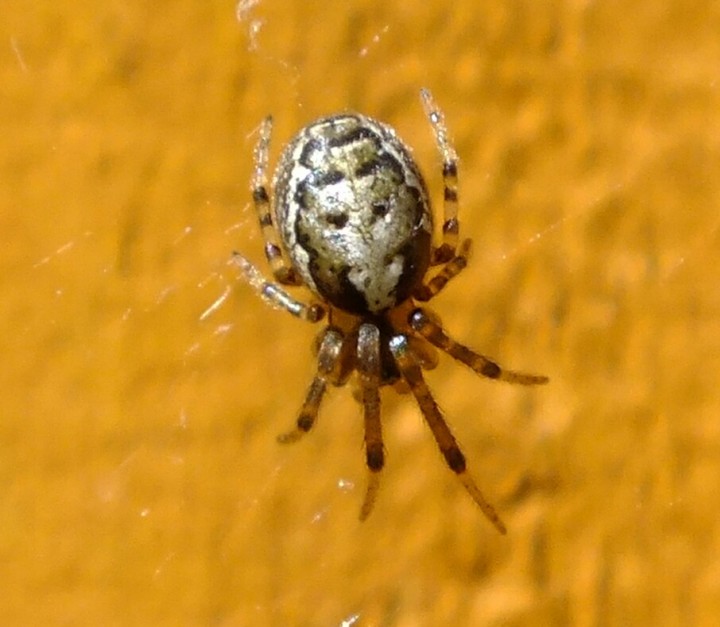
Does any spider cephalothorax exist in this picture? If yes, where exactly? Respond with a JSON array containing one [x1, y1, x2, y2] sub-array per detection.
[[233, 89, 548, 533]]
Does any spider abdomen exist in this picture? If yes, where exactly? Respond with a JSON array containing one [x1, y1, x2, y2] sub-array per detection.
[[273, 114, 433, 315]]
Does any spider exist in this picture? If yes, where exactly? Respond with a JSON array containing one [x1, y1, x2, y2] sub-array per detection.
[[233, 89, 548, 533]]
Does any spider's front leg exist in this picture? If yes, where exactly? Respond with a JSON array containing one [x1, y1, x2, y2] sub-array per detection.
[[421, 88, 460, 265], [251, 116, 302, 286], [231, 253, 325, 322]]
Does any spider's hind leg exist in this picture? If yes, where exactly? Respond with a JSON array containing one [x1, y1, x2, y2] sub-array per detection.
[[389, 333, 507, 534], [356, 323, 384, 521], [277, 327, 346, 443], [409, 307, 549, 385]]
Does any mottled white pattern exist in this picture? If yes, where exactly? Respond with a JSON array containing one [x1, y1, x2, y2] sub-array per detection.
[[272, 114, 433, 314]]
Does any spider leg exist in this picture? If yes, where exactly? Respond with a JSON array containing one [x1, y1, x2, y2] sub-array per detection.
[[251, 116, 301, 286], [356, 323, 384, 520], [409, 308, 549, 385], [420, 88, 460, 265], [231, 252, 325, 323], [389, 334, 507, 534], [414, 238, 472, 302], [277, 327, 344, 443]]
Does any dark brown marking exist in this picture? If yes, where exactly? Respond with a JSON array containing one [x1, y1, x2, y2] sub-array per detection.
[[253, 187, 270, 203], [443, 188, 458, 204], [444, 447, 467, 473], [366, 446, 384, 471], [298, 138, 323, 169], [328, 125, 377, 149], [355, 157, 381, 178], [326, 212, 348, 228], [297, 414, 314, 432], [312, 169, 345, 187], [443, 162, 458, 178], [265, 242, 282, 259], [442, 217, 459, 234], [372, 202, 389, 217], [481, 362, 501, 379]]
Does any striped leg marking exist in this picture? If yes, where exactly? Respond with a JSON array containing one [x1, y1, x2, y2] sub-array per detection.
[[252, 116, 301, 285], [232, 252, 324, 322], [414, 238, 473, 302], [420, 89, 460, 265], [409, 308, 549, 385], [357, 323, 384, 520], [277, 327, 344, 443]]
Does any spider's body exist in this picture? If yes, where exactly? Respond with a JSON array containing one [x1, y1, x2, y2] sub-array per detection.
[[274, 113, 432, 316], [234, 90, 548, 533]]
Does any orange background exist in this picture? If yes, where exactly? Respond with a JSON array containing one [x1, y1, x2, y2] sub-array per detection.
[[2, 1, 720, 624]]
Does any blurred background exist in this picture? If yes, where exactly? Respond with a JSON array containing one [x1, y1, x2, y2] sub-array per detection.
[[2, 1, 719, 624]]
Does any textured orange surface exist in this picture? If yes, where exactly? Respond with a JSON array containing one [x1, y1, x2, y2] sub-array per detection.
[[2, 1, 720, 625]]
